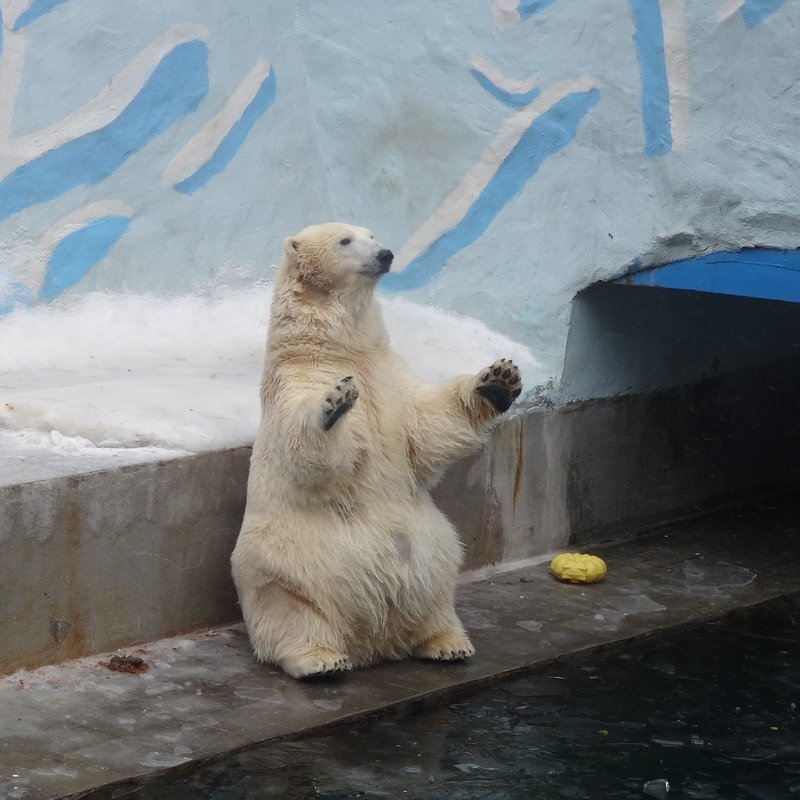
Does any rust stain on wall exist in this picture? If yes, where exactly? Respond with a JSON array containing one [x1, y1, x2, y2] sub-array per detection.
[[513, 421, 524, 507], [61, 487, 88, 660]]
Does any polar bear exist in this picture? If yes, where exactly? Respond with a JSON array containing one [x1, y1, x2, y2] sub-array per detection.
[[231, 222, 522, 679]]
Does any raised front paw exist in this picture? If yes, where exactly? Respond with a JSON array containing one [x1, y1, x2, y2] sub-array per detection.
[[476, 358, 522, 413], [322, 376, 359, 431]]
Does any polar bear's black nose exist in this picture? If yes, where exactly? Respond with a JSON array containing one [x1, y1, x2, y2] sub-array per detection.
[[377, 249, 394, 266]]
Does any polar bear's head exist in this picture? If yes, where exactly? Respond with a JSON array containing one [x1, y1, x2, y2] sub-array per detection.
[[282, 223, 394, 295]]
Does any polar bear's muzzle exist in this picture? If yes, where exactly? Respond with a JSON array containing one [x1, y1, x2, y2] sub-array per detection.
[[361, 248, 394, 277]]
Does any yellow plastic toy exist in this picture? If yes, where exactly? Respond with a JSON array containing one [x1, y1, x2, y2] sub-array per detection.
[[550, 553, 607, 584]]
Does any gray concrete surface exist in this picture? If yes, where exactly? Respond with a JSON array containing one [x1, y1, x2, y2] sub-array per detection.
[[443, 358, 800, 557], [1, 499, 799, 799], [0, 449, 250, 674]]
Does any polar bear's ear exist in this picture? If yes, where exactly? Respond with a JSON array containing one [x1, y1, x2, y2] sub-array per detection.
[[284, 236, 300, 255]]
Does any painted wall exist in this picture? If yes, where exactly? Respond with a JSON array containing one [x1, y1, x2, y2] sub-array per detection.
[[1, 0, 798, 385]]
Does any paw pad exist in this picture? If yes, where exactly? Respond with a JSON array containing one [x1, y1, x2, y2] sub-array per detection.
[[322, 377, 359, 431], [476, 358, 522, 413]]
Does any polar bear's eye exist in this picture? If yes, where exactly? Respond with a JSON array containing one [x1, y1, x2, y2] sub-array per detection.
[[339, 237, 351, 246]]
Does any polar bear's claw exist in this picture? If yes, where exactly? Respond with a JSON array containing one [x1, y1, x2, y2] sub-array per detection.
[[322, 377, 359, 431], [476, 358, 522, 413]]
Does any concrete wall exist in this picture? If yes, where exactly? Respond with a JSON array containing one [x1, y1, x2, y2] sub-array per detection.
[[0, 449, 249, 674], [1, 0, 799, 383], [557, 360, 800, 543]]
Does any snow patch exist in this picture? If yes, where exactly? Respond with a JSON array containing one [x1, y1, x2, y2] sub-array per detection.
[[0, 287, 543, 452]]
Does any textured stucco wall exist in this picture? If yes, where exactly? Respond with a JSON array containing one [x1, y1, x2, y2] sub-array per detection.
[[1, 0, 798, 383]]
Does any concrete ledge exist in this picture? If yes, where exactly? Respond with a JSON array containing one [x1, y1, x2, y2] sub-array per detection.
[[443, 358, 800, 563], [557, 358, 800, 543], [3, 358, 799, 674], [0, 450, 249, 674]]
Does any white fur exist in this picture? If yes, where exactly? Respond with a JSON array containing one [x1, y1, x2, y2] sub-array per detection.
[[231, 222, 521, 679]]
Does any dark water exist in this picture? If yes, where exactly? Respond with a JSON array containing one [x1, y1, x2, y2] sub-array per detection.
[[130, 597, 800, 799]]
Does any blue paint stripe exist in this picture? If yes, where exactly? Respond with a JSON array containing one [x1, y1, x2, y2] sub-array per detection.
[[629, 0, 672, 157], [0, 283, 33, 317], [470, 69, 541, 108], [0, 40, 209, 223], [740, 0, 786, 28], [383, 88, 600, 292], [13, 0, 69, 29], [39, 216, 130, 301], [518, 0, 557, 20], [618, 249, 800, 303], [175, 68, 277, 195]]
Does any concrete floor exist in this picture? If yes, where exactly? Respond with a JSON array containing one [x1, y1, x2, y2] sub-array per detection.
[[2, 499, 800, 799]]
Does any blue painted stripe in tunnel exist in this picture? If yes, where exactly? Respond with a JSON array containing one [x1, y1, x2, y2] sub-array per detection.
[[470, 69, 541, 108], [39, 216, 130, 301], [518, 0, 557, 20], [13, 0, 70, 30], [383, 88, 600, 293], [740, 0, 786, 28], [617, 248, 800, 304], [0, 40, 209, 223], [629, 0, 671, 157], [175, 67, 277, 195]]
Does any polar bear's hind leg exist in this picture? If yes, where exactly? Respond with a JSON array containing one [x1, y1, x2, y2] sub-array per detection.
[[243, 582, 353, 679], [412, 629, 475, 662], [410, 594, 475, 662], [281, 647, 353, 679]]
